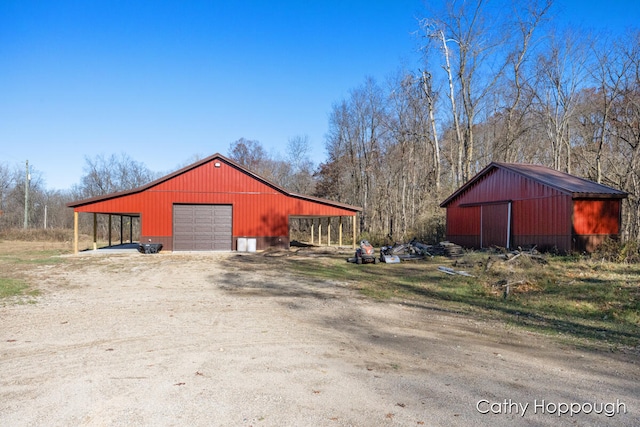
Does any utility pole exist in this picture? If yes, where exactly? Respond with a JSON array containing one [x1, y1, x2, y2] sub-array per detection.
[[23, 160, 30, 229]]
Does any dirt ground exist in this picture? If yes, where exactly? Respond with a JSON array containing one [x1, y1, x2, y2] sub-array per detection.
[[1, 248, 638, 426]]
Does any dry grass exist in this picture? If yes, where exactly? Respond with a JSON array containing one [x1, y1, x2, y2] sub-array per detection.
[[0, 228, 75, 242], [226, 248, 640, 350]]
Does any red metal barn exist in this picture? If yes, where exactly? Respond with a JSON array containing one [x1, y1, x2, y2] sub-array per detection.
[[68, 153, 361, 252], [439, 163, 627, 253]]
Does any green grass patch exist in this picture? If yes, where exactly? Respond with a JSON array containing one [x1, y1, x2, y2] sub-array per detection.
[[0, 245, 67, 302], [0, 278, 30, 298]]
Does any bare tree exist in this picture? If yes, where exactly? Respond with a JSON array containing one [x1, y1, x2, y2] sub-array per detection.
[[420, 0, 510, 183], [420, 71, 442, 192], [382, 71, 443, 238], [0, 164, 47, 230], [228, 138, 268, 172], [532, 29, 589, 172], [593, 31, 640, 240], [0, 162, 14, 219], [574, 37, 634, 183], [432, 24, 465, 185], [285, 135, 316, 194], [493, 0, 552, 162], [72, 153, 157, 199], [228, 138, 294, 189]]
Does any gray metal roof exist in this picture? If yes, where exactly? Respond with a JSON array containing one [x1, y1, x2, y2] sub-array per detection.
[[496, 162, 627, 197], [441, 162, 628, 207]]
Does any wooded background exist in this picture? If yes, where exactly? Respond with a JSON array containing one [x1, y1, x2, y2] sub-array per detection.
[[2, 0, 639, 246]]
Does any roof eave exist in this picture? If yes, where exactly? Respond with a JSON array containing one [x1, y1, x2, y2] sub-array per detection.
[[66, 188, 142, 208], [572, 192, 628, 199], [290, 192, 363, 212]]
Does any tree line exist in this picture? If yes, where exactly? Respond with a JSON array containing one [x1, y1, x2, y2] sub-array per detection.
[[314, 0, 640, 243], [0, 154, 159, 237], [0, 161, 72, 231], [2, 0, 639, 247]]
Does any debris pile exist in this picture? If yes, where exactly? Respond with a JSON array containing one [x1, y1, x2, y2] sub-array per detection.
[[380, 239, 429, 262], [432, 241, 464, 258], [482, 246, 546, 299], [484, 246, 547, 270], [379, 239, 465, 262]]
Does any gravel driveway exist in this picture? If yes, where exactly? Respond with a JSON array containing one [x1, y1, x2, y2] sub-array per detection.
[[1, 251, 638, 426]]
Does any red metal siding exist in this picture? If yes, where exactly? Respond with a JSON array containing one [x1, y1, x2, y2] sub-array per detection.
[[446, 206, 480, 235], [74, 158, 357, 250], [572, 199, 622, 252], [482, 203, 509, 248], [511, 194, 573, 251], [445, 206, 480, 248], [573, 199, 621, 234], [445, 168, 574, 251]]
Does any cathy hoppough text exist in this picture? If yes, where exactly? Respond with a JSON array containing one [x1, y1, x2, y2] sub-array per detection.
[[476, 399, 628, 418]]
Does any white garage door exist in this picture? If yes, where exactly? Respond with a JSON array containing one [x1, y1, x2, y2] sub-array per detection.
[[173, 204, 232, 251]]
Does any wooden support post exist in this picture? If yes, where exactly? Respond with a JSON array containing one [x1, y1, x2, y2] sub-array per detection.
[[93, 213, 97, 250], [73, 211, 78, 254], [352, 215, 357, 249], [120, 216, 123, 245], [108, 214, 112, 247], [339, 216, 343, 247], [318, 221, 322, 246], [129, 216, 133, 243], [327, 218, 331, 247], [311, 218, 314, 245]]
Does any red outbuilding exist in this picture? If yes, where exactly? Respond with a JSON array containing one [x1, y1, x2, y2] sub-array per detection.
[[68, 153, 361, 253], [440, 162, 628, 253]]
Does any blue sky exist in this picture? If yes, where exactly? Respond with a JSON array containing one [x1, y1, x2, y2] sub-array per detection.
[[1, 0, 639, 190]]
